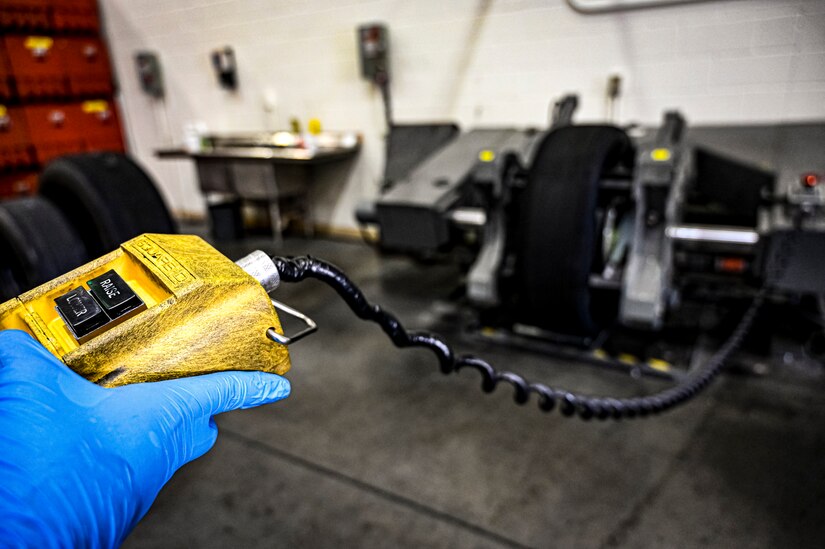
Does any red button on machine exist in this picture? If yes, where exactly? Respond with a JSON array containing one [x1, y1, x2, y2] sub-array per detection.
[[802, 173, 820, 189]]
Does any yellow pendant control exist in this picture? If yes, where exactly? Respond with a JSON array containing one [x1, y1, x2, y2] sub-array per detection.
[[0, 234, 291, 387]]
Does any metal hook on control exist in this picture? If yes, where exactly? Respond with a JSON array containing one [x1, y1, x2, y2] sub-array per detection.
[[266, 299, 317, 345]]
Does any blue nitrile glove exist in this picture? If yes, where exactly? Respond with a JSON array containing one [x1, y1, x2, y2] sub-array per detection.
[[0, 329, 290, 548]]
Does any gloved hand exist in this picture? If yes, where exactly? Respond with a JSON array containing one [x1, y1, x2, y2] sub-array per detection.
[[0, 329, 290, 548]]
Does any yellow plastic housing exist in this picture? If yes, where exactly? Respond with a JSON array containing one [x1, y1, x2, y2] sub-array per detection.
[[0, 234, 291, 387]]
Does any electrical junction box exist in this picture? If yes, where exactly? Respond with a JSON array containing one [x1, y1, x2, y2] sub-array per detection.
[[357, 23, 389, 83], [134, 51, 164, 98]]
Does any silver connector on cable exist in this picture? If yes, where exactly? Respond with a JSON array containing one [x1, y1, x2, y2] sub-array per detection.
[[236, 250, 281, 293], [237, 251, 319, 345]]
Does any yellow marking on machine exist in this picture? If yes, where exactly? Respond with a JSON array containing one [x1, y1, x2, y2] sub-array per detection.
[[592, 348, 608, 360], [617, 353, 639, 365], [479, 150, 495, 162], [646, 358, 672, 372]]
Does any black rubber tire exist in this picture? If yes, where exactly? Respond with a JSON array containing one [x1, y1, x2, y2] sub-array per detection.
[[0, 197, 89, 295], [39, 152, 176, 256], [517, 125, 632, 336], [0, 266, 21, 302]]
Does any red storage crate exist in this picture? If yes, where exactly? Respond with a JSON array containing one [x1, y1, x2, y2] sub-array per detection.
[[78, 99, 124, 152], [62, 37, 112, 97], [50, 0, 99, 33], [0, 105, 35, 169], [22, 103, 84, 164], [4, 35, 68, 99], [0, 1, 51, 31], [0, 42, 14, 101], [0, 170, 38, 198]]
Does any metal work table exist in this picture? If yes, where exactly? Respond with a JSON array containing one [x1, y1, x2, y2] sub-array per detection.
[[156, 146, 358, 163], [156, 131, 361, 240]]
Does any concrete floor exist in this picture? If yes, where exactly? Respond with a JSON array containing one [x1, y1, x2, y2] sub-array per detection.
[[124, 236, 825, 549]]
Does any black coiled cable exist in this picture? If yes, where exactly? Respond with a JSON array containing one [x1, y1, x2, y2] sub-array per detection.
[[272, 255, 765, 420]]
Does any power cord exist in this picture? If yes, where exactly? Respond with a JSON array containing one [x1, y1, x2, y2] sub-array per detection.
[[272, 255, 765, 420]]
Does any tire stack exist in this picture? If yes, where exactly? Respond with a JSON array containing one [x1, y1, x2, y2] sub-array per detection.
[[0, 152, 175, 301]]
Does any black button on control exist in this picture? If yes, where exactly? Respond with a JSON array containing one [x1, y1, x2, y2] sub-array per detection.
[[54, 287, 110, 339], [86, 270, 143, 319]]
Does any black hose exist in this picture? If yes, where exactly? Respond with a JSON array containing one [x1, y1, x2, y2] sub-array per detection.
[[272, 255, 764, 420]]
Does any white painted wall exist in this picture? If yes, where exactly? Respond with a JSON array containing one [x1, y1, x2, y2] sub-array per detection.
[[101, 0, 825, 226]]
